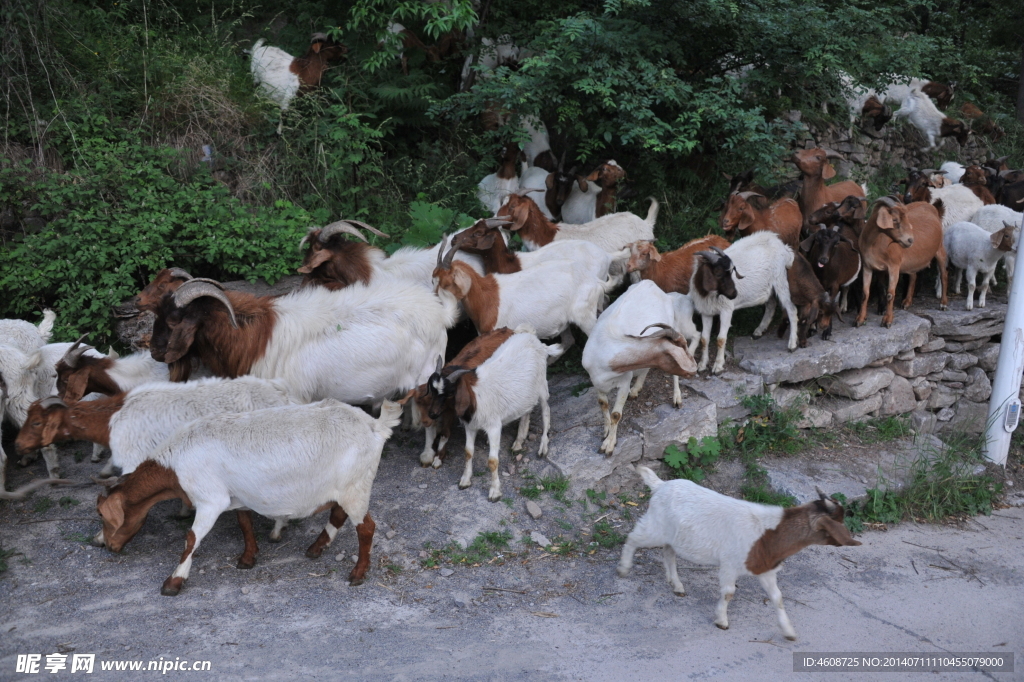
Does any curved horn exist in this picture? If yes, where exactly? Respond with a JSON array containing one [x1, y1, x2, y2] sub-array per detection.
[[919, 168, 939, 176], [39, 396, 68, 410], [186, 278, 227, 289], [441, 241, 460, 270], [824, 149, 843, 159], [695, 250, 719, 263], [341, 220, 388, 238], [172, 280, 238, 329], [436, 235, 448, 269], [875, 195, 900, 209], [60, 334, 92, 369], [484, 218, 513, 229], [630, 323, 682, 341], [167, 267, 193, 281], [737, 191, 766, 201], [434, 355, 444, 375], [318, 221, 370, 243], [709, 246, 729, 259], [444, 367, 473, 383]]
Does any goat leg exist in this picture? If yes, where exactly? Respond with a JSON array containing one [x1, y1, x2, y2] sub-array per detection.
[[235, 510, 259, 569], [348, 514, 375, 586], [305, 503, 349, 559]]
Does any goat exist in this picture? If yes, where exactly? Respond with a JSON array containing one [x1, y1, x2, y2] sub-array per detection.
[[842, 73, 954, 123], [721, 170, 802, 201], [904, 178, 984, 230], [860, 95, 893, 131], [617, 467, 860, 640], [413, 329, 516, 468], [497, 192, 658, 253], [776, 252, 839, 346], [448, 219, 626, 286], [0, 310, 55, 352], [940, 161, 966, 185], [625, 236, 731, 295], [689, 232, 799, 374], [856, 197, 948, 327], [581, 281, 698, 454], [418, 327, 558, 501], [937, 221, 1018, 310], [960, 165, 997, 205], [149, 276, 457, 406], [719, 192, 802, 249], [431, 241, 613, 358], [521, 117, 556, 171], [55, 338, 169, 403], [968, 204, 1023, 289], [560, 161, 627, 223], [800, 224, 861, 315], [792, 149, 866, 225], [250, 33, 347, 132], [806, 194, 866, 240], [459, 36, 521, 92], [95, 399, 402, 595], [893, 89, 969, 151], [477, 143, 521, 215], [297, 220, 390, 290]]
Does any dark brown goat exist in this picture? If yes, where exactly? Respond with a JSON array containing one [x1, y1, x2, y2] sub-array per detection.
[[291, 33, 347, 94], [800, 225, 861, 321], [861, 95, 893, 131], [960, 165, 997, 205], [921, 81, 955, 109], [776, 253, 838, 346]]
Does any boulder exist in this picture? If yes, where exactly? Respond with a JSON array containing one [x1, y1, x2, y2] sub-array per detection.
[[939, 400, 990, 434], [964, 367, 992, 402], [821, 392, 884, 424], [880, 376, 917, 416], [976, 343, 1001, 372], [915, 303, 1005, 341], [733, 310, 930, 384], [681, 371, 762, 423], [947, 353, 979, 371], [891, 352, 950, 378], [795, 407, 833, 429], [818, 367, 894, 400], [926, 386, 959, 410], [918, 337, 946, 353], [640, 399, 718, 459], [910, 410, 937, 435], [940, 369, 969, 383]]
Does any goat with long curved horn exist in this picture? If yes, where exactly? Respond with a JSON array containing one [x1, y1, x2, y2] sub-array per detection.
[[60, 334, 93, 369], [173, 280, 238, 329]]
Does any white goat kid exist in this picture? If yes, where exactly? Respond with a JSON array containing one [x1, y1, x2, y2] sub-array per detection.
[[689, 232, 799, 374], [969, 204, 1023, 289], [582, 281, 698, 455], [937, 221, 1018, 309]]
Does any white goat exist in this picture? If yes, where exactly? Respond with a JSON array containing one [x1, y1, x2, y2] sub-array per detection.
[[432, 327, 558, 501], [940, 161, 966, 184], [500, 193, 658, 254], [617, 467, 861, 640], [521, 116, 553, 169], [477, 144, 521, 216], [970, 204, 1023, 288], [915, 183, 985, 230], [582, 281, 698, 455], [96, 399, 402, 595], [560, 176, 603, 225], [936, 221, 1018, 310], [519, 167, 556, 220], [893, 89, 969, 151], [689, 232, 799, 374], [0, 310, 55, 352]]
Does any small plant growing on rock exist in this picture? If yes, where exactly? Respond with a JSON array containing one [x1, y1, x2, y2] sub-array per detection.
[[664, 436, 722, 482]]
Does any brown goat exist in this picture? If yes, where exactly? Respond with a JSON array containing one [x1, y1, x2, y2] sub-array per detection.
[[921, 81, 955, 109], [719, 192, 802, 249], [297, 220, 389, 290], [131, 268, 194, 313], [55, 341, 120, 401], [861, 95, 893, 131], [291, 33, 347, 93], [15, 395, 124, 456], [586, 161, 628, 217], [800, 224, 861, 316], [413, 328, 516, 467], [792, 149, 866, 226], [856, 197, 948, 327], [806, 195, 867, 241], [448, 219, 521, 274], [776, 252, 839, 346], [626, 235, 730, 295], [960, 165, 997, 205]]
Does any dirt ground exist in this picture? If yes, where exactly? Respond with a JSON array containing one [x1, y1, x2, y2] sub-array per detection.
[[1, 367, 1023, 681]]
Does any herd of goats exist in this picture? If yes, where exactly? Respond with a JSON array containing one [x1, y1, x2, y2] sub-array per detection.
[[1, 56, 1022, 637]]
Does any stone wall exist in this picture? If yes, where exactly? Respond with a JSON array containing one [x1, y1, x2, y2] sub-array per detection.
[[784, 111, 994, 180]]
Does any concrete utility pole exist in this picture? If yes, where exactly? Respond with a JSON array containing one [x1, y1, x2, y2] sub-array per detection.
[[984, 241, 1024, 465]]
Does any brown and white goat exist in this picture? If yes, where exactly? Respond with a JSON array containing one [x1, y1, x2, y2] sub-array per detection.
[[625, 235, 730, 295], [297, 220, 389, 290], [561, 160, 628, 222], [792, 149, 866, 226], [719, 192, 802, 249], [861, 95, 893, 131], [413, 328, 516, 468], [250, 33, 347, 110], [478, 143, 522, 214], [856, 197, 948, 328], [619, 468, 860, 640], [959, 165, 997, 205]]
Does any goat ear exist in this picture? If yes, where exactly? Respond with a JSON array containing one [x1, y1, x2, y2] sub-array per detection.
[[98, 493, 125, 533], [816, 516, 861, 546], [511, 201, 530, 231], [164, 310, 202, 364], [799, 235, 815, 253], [298, 248, 332, 274], [876, 207, 894, 231], [41, 412, 61, 445], [699, 262, 718, 293], [452, 269, 473, 298], [822, 162, 837, 180], [737, 205, 756, 232], [545, 173, 555, 190], [63, 371, 90, 403], [454, 380, 476, 419], [311, 41, 322, 54], [477, 231, 497, 250], [576, 176, 588, 192], [990, 231, 1004, 249], [651, 248, 662, 262]]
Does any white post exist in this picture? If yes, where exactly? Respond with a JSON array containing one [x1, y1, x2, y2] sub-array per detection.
[[984, 243, 1024, 466]]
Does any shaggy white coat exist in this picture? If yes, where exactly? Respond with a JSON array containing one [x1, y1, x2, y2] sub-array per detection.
[[970, 204, 1023, 288], [940, 161, 966, 184], [559, 177, 603, 225], [101, 351, 171, 392], [582, 281, 699, 454], [154, 399, 401, 589], [689, 231, 798, 374], [521, 199, 659, 253], [920, 183, 984, 230], [456, 329, 560, 501], [893, 89, 956, 150], [250, 39, 300, 110], [0, 310, 55, 353], [938, 221, 1019, 309]]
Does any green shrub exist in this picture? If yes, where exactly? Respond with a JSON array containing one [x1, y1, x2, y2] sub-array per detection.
[[663, 436, 721, 482]]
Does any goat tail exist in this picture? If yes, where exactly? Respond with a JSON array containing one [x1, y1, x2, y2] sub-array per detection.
[[38, 309, 56, 342], [600, 272, 622, 295], [637, 465, 664, 492], [375, 400, 404, 439], [644, 197, 660, 227], [543, 342, 565, 358], [933, 198, 946, 221]]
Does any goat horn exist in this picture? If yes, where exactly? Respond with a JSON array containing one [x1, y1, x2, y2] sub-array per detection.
[[444, 367, 473, 382], [0, 478, 75, 501], [60, 334, 92, 369], [173, 280, 238, 329], [318, 221, 369, 243], [557, 149, 566, 173], [994, 155, 1009, 164], [737, 191, 766, 201], [434, 355, 444, 375], [824, 149, 842, 159], [875, 196, 901, 209], [39, 396, 68, 410], [629, 323, 682, 342], [919, 168, 939, 175], [983, 166, 998, 175], [695, 250, 719, 263], [815, 485, 828, 500], [167, 267, 193, 281], [436, 235, 448, 269], [484, 218, 513, 229], [709, 246, 729, 259], [441, 241, 460, 270]]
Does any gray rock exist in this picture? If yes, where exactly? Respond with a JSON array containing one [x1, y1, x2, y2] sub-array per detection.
[[867, 357, 894, 367], [896, 349, 916, 361], [918, 337, 946, 353], [940, 400, 990, 434], [926, 386, 959, 410], [795, 407, 833, 429], [681, 371, 762, 423], [640, 399, 718, 459], [915, 303, 1006, 341], [771, 386, 808, 409], [976, 343, 1001, 372], [531, 531, 551, 547], [947, 353, 978, 371], [961, 338, 990, 351], [942, 341, 964, 353], [439, 568, 455, 577], [818, 367, 895, 400], [821, 392, 884, 424], [892, 352, 950, 378], [385, 530, 397, 540], [942, 382, 965, 390], [880, 376, 917, 416], [964, 367, 992, 402], [940, 369, 969, 383], [911, 378, 933, 402], [732, 311, 929, 384], [910, 410, 937, 435], [525, 500, 543, 520], [936, 407, 955, 421]]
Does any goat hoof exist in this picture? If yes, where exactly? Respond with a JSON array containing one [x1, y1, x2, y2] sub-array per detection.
[[488, 492, 503, 503], [674, 590, 687, 597], [432, 457, 442, 469], [268, 534, 282, 543], [458, 481, 472, 490], [785, 634, 797, 641], [616, 566, 630, 578], [715, 622, 728, 631], [160, 577, 184, 596], [348, 575, 366, 587], [304, 547, 323, 559], [236, 557, 256, 570]]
